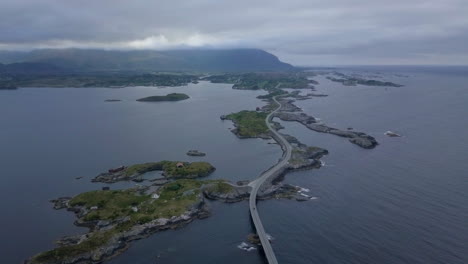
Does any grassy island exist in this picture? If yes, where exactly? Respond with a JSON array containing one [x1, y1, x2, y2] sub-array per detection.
[[136, 93, 189, 102], [226, 110, 269, 138], [31, 179, 207, 263]]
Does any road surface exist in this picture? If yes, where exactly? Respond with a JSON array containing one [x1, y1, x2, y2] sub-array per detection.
[[249, 96, 292, 264]]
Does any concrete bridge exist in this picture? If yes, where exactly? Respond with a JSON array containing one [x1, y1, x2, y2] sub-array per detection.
[[249, 96, 292, 264]]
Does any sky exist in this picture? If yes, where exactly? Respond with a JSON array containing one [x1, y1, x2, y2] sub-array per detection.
[[1, 0, 468, 65]]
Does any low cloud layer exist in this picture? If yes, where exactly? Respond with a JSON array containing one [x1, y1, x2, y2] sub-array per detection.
[[1, 0, 467, 65]]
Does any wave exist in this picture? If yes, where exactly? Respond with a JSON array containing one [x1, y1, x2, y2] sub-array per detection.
[[237, 242, 256, 252]]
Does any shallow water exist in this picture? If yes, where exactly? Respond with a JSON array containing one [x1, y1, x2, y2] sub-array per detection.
[[1, 67, 467, 264]]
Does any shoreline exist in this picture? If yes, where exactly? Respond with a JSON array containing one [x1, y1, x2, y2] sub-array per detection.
[[25, 74, 379, 264]]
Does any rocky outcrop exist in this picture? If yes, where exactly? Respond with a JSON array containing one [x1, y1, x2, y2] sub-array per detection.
[[50, 197, 72, 210], [92, 161, 216, 183], [274, 112, 316, 124], [202, 184, 251, 203], [92, 170, 137, 183], [186, 150, 206, 156], [385, 131, 401, 137], [273, 99, 378, 149], [277, 99, 302, 112], [29, 193, 209, 264]]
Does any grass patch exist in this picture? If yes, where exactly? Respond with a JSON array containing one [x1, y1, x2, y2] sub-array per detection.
[[204, 180, 234, 194], [123, 161, 214, 178], [70, 189, 149, 221], [70, 179, 205, 223], [226, 110, 269, 137], [163, 161, 214, 178], [124, 162, 162, 176], [31, 178, 238, 263], [32, 230, 114, 263]]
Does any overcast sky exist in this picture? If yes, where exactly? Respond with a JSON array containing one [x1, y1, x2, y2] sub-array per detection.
[[1, 0, 468, 65]]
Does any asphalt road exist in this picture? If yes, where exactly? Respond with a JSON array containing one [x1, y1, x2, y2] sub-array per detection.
[[249, 96, 292, 264]]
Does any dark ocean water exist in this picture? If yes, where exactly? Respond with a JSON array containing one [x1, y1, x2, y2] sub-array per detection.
[[1, 67, 467, 264]]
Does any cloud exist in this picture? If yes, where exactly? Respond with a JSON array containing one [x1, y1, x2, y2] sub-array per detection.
[[0, 0, 467, 65]]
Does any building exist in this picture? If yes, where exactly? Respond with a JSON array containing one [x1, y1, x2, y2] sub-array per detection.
[[176, 162, 184, 168]]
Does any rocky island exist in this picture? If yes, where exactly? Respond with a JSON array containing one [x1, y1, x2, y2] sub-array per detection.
[[224, 110, 271, 139], [27, 149, 323, 264], [327, 73, 403, 87], [136, 93, 189, 102], [186, 150, 206, 156]]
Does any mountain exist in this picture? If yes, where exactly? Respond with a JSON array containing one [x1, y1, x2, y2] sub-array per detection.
[[0, 48, 294, 73]]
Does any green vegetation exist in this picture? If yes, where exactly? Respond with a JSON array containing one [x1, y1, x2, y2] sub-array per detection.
[[32, 230, 115, 263], [70, 189, 149, 221], [327, 76, 402, 87], [137, 93, 189, 102], [257, 89, 288, 99], [124, 162, 162, 176], [203, 72, 309, 91], [203, 180, 234, 194], [71, 179, 204, 222], [163, 162, 215, 178], [226, 110, 269, 137], [1, 73, 199, 88], [32, 179, 207, 263], [124, 161, 215, 178]]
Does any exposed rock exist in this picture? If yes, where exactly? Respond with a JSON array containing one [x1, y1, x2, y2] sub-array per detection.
[[236, 180, 250, 186], [150, 178, 170, 185], [202, 184, 251, 203], [186, 150, 206, 156], [274, 112, 316, 124], [229, 127, 272, 140], [50, 197, 71, 210], [327, 74, 403, 87], [247, 234, 261, 245], [28, 193, 210, 264], [349, 136, 379, 149], [92, 161, 215, 183], [273, 99, 378, 149], [277, 99, 302, 112], [295, 196, 309, 201], [385, 131, 402, 137]]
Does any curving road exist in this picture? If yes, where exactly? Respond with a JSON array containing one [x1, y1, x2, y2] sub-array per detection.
[[249, 96, 293, 264]]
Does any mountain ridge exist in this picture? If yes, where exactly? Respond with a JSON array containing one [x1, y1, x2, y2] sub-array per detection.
[[0, 48, 294, 73]]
